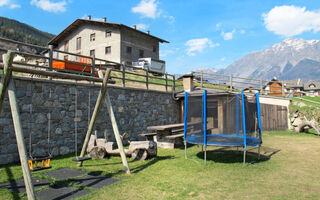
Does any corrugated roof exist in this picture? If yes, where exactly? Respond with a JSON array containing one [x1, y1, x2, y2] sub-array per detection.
[[48, 19, 169, 46]]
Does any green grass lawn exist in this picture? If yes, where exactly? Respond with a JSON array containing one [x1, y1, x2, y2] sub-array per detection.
[[1, 130, 320, 200]]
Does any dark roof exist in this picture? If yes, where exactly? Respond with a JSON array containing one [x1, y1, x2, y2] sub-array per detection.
[[176, 88, 231, 98], [283, 79, 304, 88], [48, 19, 169, 46], [304, 81, 320, 90]]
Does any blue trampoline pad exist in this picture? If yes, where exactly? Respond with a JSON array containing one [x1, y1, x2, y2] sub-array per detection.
[[186, 134, 262, 146]]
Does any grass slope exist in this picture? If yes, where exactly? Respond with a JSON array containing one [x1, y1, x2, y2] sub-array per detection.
[[1, 131, 320, 199]]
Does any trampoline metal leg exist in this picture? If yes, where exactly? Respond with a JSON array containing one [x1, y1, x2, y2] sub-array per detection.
[[184, 141, 187, 159], [204, 146, 207, 165], [243, 149, 246, 166], [258, 145, 261, 160]]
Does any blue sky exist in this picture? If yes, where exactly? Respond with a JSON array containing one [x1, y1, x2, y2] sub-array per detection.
[[1, 0, 320, 74]]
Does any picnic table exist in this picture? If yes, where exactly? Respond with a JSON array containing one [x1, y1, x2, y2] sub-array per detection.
[[139, 123, 185, 149]]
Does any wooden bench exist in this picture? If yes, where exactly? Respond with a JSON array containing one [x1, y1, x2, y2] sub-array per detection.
[[164, 133, 184, 147], [165, 133, 184, 139], [171, 128, 184, 134], [138, 132, 157, 141]]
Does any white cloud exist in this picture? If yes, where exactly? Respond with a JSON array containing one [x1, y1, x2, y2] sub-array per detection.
[[216, 23, 222, 30], [185, 38, 219, 56], [0, 0, 20, 9], [160, 49, 174, 57], [262, 5, 320, 37], [131, 0, 159, 19], [240, 29, 246, 34], [30, 0, 67, 13], [164, 15, 175, 24], [221, 29, 236, 40], [220, 57, 226, 62], [136, 24, 149, 30], [0, 0, 9, 6], [10, 3, 20, 8]]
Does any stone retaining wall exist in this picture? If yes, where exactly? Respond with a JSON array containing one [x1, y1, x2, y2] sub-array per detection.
[[0, 77, 180, 165]]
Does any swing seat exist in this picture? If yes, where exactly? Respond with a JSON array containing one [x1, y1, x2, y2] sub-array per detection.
[[28, 156, 52, 172], [72, 157, 91, 162]]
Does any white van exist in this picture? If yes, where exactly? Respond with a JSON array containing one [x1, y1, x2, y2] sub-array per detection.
[[132, 58, 166, 74]]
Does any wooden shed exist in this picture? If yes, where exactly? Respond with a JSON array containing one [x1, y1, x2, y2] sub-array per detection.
[[176, 88, 290, 133]]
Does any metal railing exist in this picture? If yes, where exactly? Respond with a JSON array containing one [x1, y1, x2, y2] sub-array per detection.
[[193, 71, 297, 97], [0, 37, 177, 92]]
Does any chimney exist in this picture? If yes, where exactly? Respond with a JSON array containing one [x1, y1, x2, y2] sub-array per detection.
[[146, 30, 150, 34], [103, 17, 107, 22], [132, 25, 137, 29], [182, 73, 194, 92], [87, 15, 91, 20]]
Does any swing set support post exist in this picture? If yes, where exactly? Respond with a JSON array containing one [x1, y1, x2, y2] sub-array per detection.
[[77, 69, 130, 174], [77, 70, 112, 167], [1, 52, 36, 200]]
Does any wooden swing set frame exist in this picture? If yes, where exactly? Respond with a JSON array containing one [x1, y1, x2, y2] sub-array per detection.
[[0, 51, 130, 200]]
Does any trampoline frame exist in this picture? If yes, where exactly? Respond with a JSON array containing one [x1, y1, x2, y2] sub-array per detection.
[[184, 90, 263, 165]]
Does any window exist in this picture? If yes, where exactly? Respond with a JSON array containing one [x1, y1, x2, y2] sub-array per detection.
[[76, 37, 81, 50], [90, 33, 95, 41], [105, 31, 112, 37], [105, 46, 111, 54], [139, 49, 144, 57], [126, 46, 132, 54], [64, 40, 69, 52], [153, 46, 156, 53], [90, 49, 95, 57]]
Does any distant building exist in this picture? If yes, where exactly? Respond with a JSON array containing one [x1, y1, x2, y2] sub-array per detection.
[[304, 81, 320, 97], [48, 16, 168, 66], [283, 79, 304, 97], [264, 77, 283, 96]]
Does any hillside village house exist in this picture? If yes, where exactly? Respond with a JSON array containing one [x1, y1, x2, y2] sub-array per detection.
[[264, 78, 320, 97], [48, 16, 168, 66], [304, 81, 320, 97], [263, 78, 283, 96]]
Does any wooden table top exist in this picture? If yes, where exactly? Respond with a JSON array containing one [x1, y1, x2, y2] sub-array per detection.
[[147, 123, 184, 131]]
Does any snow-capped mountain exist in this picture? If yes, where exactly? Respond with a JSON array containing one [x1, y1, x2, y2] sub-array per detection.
[[220, 38, 320, 81]]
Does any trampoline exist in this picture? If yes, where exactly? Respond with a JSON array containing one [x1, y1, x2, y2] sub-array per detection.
[[183, 90, 262, 164]]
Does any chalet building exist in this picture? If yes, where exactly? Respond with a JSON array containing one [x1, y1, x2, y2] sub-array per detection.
[[48, 16, 168, 65], [263, 78, 283, 97], [304, 81, 320, 97]]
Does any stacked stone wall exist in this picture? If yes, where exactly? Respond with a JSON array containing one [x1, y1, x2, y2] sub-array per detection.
[[0, 77, 180, 164]]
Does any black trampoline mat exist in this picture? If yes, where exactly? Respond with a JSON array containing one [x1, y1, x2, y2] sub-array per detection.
[[35, 185, 91, 200], [70, 175, 120, 189], [0, 177, 52, 193], [42, 168, 87, 180], [197, 136, 243, 144]]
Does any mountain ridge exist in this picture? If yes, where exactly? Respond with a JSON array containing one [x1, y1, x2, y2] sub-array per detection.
[[218, 38, 320, 81], [0, 16, 54, 46]]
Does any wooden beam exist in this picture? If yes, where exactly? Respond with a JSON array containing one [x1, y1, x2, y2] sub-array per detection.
[[78, 69, 112, 167], [7, 76, 35, 198], [104, 92, 130, 174], [0, 51, 14, 111], [0, 65, 116, 84]]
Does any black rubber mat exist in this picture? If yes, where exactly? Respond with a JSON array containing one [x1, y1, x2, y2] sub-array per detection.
[[42, 168, 87, 180], [0, 177, 52, 193], [71, 175, 120, 189]]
